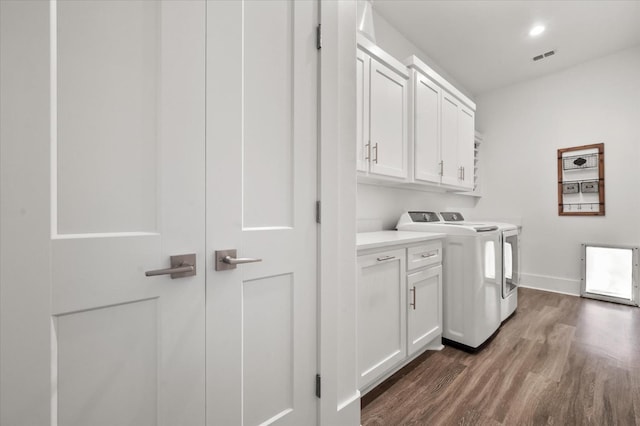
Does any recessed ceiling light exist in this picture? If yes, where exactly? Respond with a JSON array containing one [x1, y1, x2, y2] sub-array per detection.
[[529, 25, 546, 37]]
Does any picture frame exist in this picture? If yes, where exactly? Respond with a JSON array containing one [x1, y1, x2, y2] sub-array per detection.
[[557, 143, 605, 216]]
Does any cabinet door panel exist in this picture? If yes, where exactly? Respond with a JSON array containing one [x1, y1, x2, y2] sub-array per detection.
[[440, 93, 459, 186], [356, 50, 370, 172], [458, 106, 475, 190], [413, 74, 441, 184], [357, 249, 407, 389], [369, 58, 407, 179], [407, 265, 442, 356]]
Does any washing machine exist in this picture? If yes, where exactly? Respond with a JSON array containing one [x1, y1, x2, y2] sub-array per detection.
[[396, 212, 502, 351], [440, 212, 520, 322]]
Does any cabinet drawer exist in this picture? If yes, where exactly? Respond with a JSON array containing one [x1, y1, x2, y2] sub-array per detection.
[[407, 240, 442, 271]]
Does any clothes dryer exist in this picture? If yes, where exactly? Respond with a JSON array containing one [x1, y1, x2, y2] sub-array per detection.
[[439, 212, 520, 322]]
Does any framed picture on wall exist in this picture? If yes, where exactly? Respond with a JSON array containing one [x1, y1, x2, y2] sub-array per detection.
[[557, 143, 605, 216]]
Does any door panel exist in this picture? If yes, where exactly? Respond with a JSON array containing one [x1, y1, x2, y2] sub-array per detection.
[[243, 0, 294, 228], [357, 250, 407, 389], [51, 2, 206, 425], [414, 74, 441, 183], [407, 266, 442, 356], [458, 106, 475, 189], [56, 300, 158, 426], [243, 274, 294, 425], [440, 93, 459, 186], [369, 58, 407, 178], [56, 1, 158, 234], [207, 1, 318, 425]]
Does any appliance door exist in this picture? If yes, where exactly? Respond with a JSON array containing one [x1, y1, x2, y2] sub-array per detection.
[[502, 229, 520, 298]]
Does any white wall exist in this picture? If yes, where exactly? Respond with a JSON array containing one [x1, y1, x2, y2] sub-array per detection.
[[357, 8, 479, 232], [357, 184, 476, 232], [371, 9, 474, 100], [475, 46, 640, 295]]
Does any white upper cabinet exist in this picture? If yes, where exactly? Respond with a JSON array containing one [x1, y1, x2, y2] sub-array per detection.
[[458, 106, 475, 189], [355, 42, 475, 191], [369, 57, 408, 178], [413, 73, 441, 183], [406, 56, 476, 191], [357, 36, 409, 180], [440, 92, 460, 186]]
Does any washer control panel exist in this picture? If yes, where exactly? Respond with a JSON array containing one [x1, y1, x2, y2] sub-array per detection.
[[408, 211, 440, 222]]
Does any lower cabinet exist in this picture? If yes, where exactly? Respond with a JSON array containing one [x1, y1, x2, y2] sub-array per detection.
[[357, 239, 443, 392], [407, 265, 442, 356], [357, 248, 407, 390]]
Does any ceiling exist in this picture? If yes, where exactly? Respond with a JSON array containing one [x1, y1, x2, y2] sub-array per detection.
[[372, 0, 640, 96]]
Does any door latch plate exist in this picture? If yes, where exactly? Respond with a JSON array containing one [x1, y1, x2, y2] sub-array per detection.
[[215, 249, 237, 271], [169, 253, 197, 278]]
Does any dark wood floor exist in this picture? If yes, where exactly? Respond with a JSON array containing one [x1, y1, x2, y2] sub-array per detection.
[[361, 287, 640, 425]]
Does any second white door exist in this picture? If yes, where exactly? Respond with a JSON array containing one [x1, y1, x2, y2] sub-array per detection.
[[206, 1, 319, 425]]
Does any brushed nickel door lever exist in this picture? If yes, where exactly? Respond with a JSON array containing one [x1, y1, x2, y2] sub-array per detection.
[[145, 253, 196, 279]]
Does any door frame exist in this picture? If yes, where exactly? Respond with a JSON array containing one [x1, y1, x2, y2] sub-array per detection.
[[318, 1, 360, 425], [1, 1, 54, 423]]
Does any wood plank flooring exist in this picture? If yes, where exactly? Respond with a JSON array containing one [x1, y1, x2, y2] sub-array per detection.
[[361, 288, 640, 425]]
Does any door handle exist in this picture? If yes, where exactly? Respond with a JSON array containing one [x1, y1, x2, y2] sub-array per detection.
[[145, 253, 196, 279], [410, 286, 416, 310], [222, 256, 262, 265], [215, 249, 262, 271], [376, 255, 395, 262]]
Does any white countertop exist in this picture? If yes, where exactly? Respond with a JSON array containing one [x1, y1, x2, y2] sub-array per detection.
[[356, 230, 445, 251]]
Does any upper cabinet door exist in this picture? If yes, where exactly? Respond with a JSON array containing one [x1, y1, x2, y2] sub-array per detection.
[[440, 92, 460, 186], [369, 57, 408, 179], [357, 49, 370, 173], [458, 106, 475, 190], [413, 74, 441, 184]]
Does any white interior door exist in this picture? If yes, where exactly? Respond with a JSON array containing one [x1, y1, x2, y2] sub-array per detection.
[[2, 1, 206, 424], [206, 1, 318, 425]]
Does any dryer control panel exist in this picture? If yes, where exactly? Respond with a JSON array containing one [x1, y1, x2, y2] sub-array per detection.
[[440, 212, 465, 222]]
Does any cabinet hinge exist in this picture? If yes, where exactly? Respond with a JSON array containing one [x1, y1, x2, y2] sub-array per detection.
[[315, 374, 321, 398], [316, 24, 322, 50], [316, 201, 321, 224]]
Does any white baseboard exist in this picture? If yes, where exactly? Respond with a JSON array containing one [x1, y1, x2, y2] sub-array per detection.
[[336, 391, 361, 426], [520, 273, 580, 296], [337, 390, 361, 412]]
